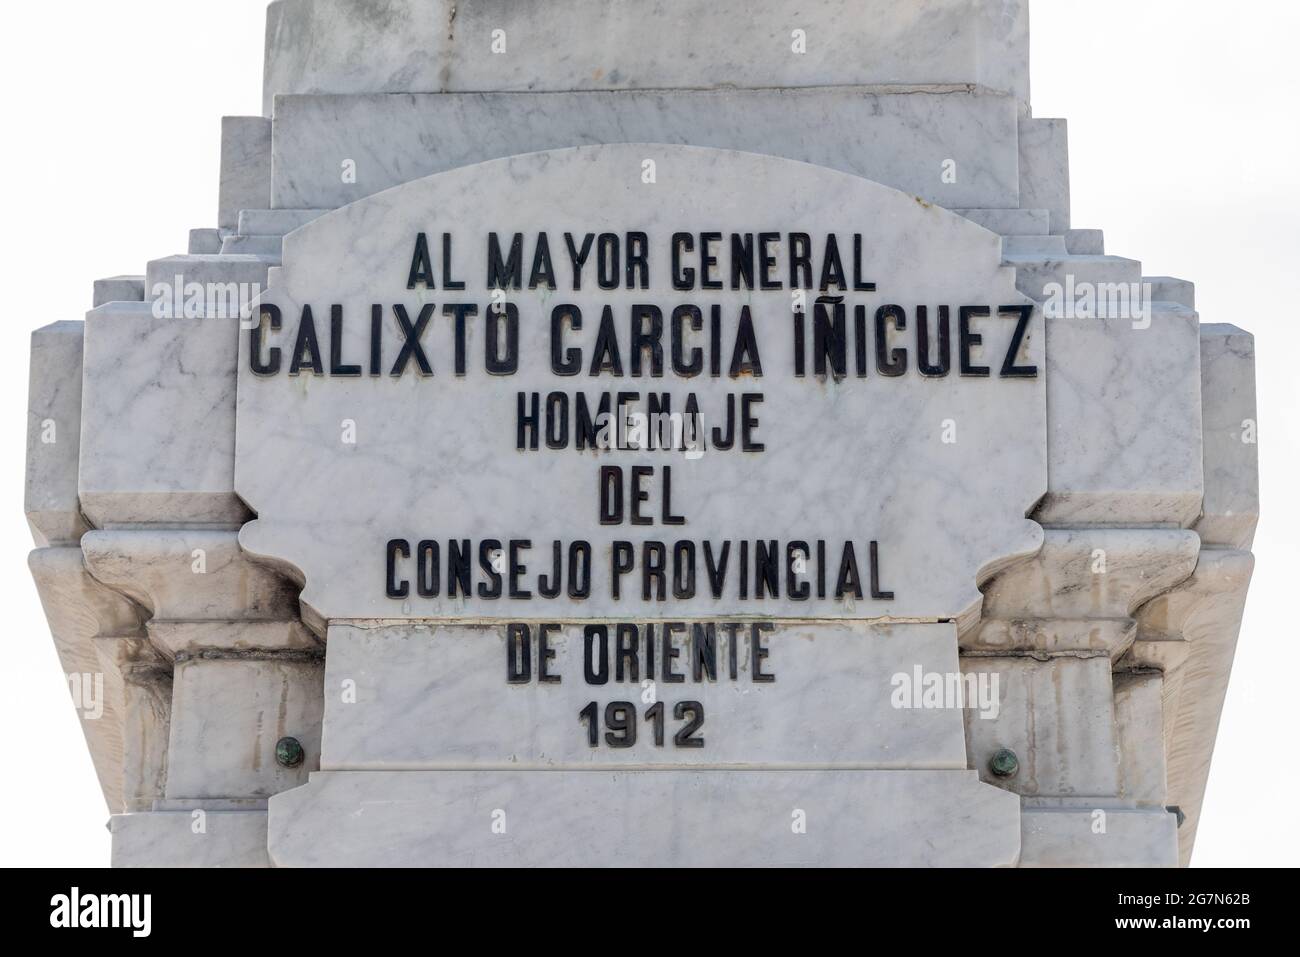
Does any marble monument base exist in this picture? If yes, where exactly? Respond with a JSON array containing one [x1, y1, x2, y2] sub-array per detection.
[[267, 769, 1021, 867]]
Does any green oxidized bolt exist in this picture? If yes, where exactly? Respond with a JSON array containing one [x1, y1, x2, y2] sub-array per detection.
[[275, 736, 305, 769], [989, 748, 1019, 779]]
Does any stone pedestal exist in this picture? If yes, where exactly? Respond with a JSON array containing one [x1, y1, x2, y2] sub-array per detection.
[[24, 0, 1257, 868]]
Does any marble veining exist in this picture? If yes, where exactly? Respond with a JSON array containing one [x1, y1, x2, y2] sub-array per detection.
[[237, 144, 1047, 623], [271, 89, 1020, 210]]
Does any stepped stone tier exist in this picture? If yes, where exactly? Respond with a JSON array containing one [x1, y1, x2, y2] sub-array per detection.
[[26, 0, 1257, 868]]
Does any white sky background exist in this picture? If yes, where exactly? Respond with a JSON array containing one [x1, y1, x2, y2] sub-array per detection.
[[0, 0, 1295, 867]]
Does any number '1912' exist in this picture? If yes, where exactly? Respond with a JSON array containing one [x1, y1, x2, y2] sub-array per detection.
[[579, 701, 705, 749]]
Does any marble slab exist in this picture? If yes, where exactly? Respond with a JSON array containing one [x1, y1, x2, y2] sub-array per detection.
[[1019, 808, 1178, 868], [219, 117, 272, 230], [271, 89, 1021, 210], [26, 321, 89, 547], [263, 0, 1030, 115], [165, 658, 323, 801], [320, 621, 968, 769], [188, 228, 224, 255], [237, 208, 329, 236], [268, 768, 1021, 867], [1037, 306, 1204, 527], [1148, 276, 1196, 310], [1113, 672, 1167, 806], [1065, 229, 1105, 256], [79, 304, 249, 527], [236, 144, 1047, 623], [952, 208, 1051, 236], [111, 811, 270, 868], [1018, 117, 1070, 235], [963, 656, 1120, 798], [1195, 324, 1258, 549], [144, 255, 277, 319], [93, 275, 145, 307]]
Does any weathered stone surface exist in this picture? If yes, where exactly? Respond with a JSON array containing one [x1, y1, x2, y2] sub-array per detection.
[[1002, 234, 1067, 257], [188, 228, 224, 254], [22, 0, 1259, 871], [1064, 229, 1105, 256], [951, 207, 1050, 236], [1113, 672, 1168, 806], [1195, 324, 1258, 549], [81, 530, 297, 621], [144, 255, 275, 319], [166, 657, 323, 800], [1019, 807, 1178, 867], [111, 810, 270, 868], [268, 769, 1021, 867], [78, 304, 249, 527], [1036, 307, 1204, 527], [262, 0, 1031, 115], [320, 621, 968, 770], [92, 275, 145, 307], [1147, 276, 1196, 311], [218, 117, 272, 230], [28, 546, 145, 812], [1007, 252, 1143, 302], [26, 321, 89, 547], [1130, 548, 1254, 866], [962, 528, 1199, 664], [979, 528, 1200, 621], [219, 235, 283, 257], [150, 620, 320, 657], [1017, 117, 1070, 234], [238, 144, 1046, 623], [237, 208, 328, 235], [97, 635, 172, 812], [271, 89, 1022, 210], [963, 656, 1119, 797]]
